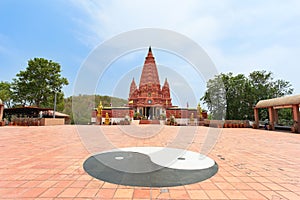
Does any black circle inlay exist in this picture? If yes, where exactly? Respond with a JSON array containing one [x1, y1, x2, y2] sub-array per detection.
[[83, 150, 218, 187]]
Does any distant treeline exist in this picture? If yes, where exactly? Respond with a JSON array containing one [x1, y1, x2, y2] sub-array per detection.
[[63, 94, 128, 124]]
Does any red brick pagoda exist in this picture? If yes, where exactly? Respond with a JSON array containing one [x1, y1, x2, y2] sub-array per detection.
[[92, 46, 205, 125], [128, 47, 172, 119]]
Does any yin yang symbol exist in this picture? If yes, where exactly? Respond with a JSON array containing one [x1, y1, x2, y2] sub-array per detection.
[[83, 147, 218, 187]]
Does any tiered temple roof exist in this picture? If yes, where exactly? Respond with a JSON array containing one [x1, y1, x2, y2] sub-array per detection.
[[128, 47, 172, 108]]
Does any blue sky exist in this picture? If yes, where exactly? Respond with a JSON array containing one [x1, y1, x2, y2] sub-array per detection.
[[1, 0, 299, 107]]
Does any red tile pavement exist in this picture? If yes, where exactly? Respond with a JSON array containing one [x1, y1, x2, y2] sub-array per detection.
[[95, 188, 116, 199], [113, 188, 134, 198], [0, 125, 299, 199]]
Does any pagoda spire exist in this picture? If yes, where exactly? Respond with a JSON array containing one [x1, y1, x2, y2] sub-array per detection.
[[129, 78, 137, 97], [163, 78, 169, 88], [139, 46, 160, 87]]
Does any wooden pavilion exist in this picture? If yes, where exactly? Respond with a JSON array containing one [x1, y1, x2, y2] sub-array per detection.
[[254, 94, 300, 133]]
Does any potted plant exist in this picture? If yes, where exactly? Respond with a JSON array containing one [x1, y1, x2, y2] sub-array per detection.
[[291, 121, 298, 133], [217, 123, 223, 128], [133, 112, 140, 120], [170, 115, 176, 125], [252, 122, 258, 129]]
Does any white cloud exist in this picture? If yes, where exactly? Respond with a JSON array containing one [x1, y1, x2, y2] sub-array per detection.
[[70, 0, 300, 94]]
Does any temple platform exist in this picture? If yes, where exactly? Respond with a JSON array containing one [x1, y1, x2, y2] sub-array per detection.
[[139, 119, 161, 124]]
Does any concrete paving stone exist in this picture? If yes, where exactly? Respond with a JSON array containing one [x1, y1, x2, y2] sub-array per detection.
[[205, 189, 229, 199], [69, 180, 90, 188], [19, 181, 43, 188], [3, 180, 27, 187], [19, 187, 48, 198], [39, 187, 65, 198], [169, 189, 190, 199], [52, 180, 74, 188], [247, 182, 271, 191], [276, 191, 300, 200], [58, 187, 82, 198], [96, 188, 116, 198], [76, 188, 99, 197], [184, 183, 202, 190], [0, 187, 28, 198], [222, 189, 248, 199], [215, 181, 236, 190], [258, 190, 288, 200], [262, 182, 290, 191], [230, 182, 253, 190], [241, 190, 269, 200], [187, 189, 210, 199], [85, 179, 104, 188], [132, 189, 150, 198], [102, 182, 119, 189], [113, 188, 134, 199], [199, 182, 219, 190]]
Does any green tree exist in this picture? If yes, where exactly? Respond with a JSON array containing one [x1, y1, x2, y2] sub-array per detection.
[[278, 108, 293, 126], [0, 81, 12, 108], [201, 75, 226, 120], [202, 70, 293, 120], [248, 70, 293, 119], [11, 58, 68, 108]]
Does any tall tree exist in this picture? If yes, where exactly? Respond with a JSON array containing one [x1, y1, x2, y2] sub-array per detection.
[[202, 70, 293, 120], [11, 58, 68, 108], [0, 81, 12, 108], [248, 70, 293, 119], [201, 74, 226, 120]]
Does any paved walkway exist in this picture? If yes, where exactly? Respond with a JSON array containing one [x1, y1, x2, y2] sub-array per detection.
[[0, 125, 299, 199]]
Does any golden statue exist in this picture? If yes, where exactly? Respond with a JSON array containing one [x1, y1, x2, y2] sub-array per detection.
[[97, 101, 103, 117], [190, 113, 194, 120], [105, 112, 110, 125], [189, 112, 195, 125], [197, 103, 203, 119]]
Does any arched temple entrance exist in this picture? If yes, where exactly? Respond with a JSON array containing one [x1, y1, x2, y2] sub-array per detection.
[[254, 94, 300, 133]]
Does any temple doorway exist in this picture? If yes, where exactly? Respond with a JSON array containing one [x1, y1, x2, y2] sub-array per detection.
[[144, 107, 153, 119]]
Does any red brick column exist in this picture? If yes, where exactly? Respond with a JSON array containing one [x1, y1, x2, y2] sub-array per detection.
[[268, 107, 275, 130], [254, 108, 259, 128], [274, 109, 279, 125], [0, 103, 4, 121], [292, 104, 299, 133]]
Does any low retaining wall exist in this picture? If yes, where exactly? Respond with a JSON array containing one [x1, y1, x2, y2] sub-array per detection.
[[41, 118, 65, 126], [139, 119, 160, 124], [203, 120, 250, 128]]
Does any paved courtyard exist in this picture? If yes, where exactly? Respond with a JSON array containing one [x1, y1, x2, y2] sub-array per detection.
[[0, 125, 299, 200]]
